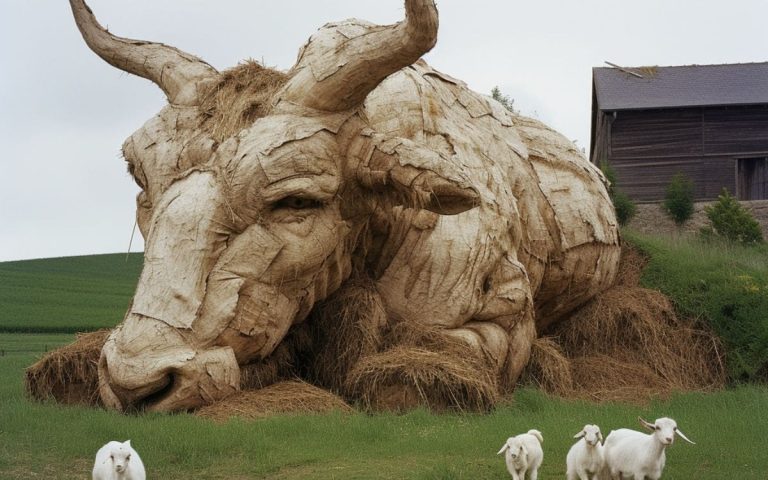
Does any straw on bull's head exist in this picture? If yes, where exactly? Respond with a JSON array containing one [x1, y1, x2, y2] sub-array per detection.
[[70, 0, 478, 411]]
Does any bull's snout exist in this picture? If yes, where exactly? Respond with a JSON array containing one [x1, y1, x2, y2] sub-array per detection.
[[98, 323, 240, 412]]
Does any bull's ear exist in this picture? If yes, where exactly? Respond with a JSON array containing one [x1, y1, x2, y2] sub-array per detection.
[[349, 132, 479, 215]]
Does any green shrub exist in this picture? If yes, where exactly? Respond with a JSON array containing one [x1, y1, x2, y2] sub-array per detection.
[[663, 173, 695, 225], [613, 189, 637, 226], [490, 86, 515, 112], [601, 162, 636, 226], [704, 189, 763, 245]]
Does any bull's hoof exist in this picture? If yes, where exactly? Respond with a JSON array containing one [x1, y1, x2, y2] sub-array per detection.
[[345, 346, 500, 412]]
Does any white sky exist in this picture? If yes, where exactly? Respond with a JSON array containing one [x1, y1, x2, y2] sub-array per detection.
[[1, 0, 767, 262]]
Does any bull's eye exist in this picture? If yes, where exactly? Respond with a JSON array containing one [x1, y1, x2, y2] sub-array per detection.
[[273, 196, 323, 210]]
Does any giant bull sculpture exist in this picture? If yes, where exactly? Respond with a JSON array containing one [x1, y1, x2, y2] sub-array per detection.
[[69, 0, 620, 412]]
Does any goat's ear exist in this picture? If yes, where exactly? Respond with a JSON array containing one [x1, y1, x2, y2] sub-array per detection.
[[497, 442, 509, 455], [598, 431, 604, 442], [638, 417, 656, 431], [350, 132, 479, 215], [124, 440, 132, 448], [573, 430, 585, 439]]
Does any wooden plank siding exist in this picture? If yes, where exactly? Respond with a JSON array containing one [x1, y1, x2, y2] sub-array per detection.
[[592, 105, 768, 202], [590, 111, 613, 168], [611, 109, 703, 159], [703, 106, 768, 155]]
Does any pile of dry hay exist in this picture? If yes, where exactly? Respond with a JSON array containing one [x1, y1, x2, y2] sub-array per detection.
[[302, 276, 500, 412], [522, 243, 726, 403], [24, 243, 725, 414], [198, 60, 289, 143], [23, 327, 353, 418], [25, 329, 110, 405], [196, 380, 353, 422]]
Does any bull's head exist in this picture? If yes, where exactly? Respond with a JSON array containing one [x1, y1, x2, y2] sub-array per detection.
[[70, 0, 479, 411]]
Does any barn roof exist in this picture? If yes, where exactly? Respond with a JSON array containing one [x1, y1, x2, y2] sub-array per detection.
[[593, 62, 768, 111]]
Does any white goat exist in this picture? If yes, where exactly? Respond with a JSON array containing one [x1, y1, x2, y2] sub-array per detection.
[[603, 417, 694, 480], [497, 429, 544, 480], [566, 424, 604, 480], [92, 440, 146, 480]]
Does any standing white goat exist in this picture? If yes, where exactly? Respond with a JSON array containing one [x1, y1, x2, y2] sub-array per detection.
[[92, 440, 146, 480], [603, 417, 695, 480], [566, 424, 604, 480], [497, 429, 544, 480]]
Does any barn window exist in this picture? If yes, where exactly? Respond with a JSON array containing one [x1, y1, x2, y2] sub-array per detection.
[[737, 157, 768, 200]]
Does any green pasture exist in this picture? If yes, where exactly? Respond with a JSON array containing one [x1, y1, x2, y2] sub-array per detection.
[[1, 334, 767, 479], [1, 235, 767, 478], [0, 253, 141, 333]]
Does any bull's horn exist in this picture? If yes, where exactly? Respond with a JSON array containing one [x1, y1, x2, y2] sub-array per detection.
[[69, 0, 217, 106], [280, 0, 438, 112]]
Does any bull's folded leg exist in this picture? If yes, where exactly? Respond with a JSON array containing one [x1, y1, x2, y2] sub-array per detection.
[[345, 316, 535, 412]]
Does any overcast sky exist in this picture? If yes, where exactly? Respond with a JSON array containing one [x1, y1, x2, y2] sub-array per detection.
[[1, 0, 766, 262]]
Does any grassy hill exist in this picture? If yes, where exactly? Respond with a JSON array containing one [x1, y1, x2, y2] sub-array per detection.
[[0, 253, 142, 333], [625, 230, 768, 382]]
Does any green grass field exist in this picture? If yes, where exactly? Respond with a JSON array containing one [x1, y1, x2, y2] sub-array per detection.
[[2, 334, 767, 479], [0, 253, 141, 333], [1, 242, 767, 478]]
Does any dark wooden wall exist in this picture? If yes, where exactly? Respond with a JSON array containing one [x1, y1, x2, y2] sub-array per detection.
[[591, 104, 768, 202]]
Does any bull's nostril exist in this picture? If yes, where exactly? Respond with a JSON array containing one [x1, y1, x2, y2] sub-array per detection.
[[99, 350, 177, 411], [133, 374, 175, 411], [482, 275, 492, 294], [110, 374, 174, 413]]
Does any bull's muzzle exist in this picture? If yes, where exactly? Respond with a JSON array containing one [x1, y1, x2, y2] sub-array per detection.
[[98, 320, 240, 412]]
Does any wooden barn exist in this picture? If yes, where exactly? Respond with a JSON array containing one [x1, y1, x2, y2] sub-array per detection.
[[590, 62, 768, 202]]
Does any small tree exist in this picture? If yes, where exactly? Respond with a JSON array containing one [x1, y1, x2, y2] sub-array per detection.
[[663, 173, 695, 226], [703, 188, 763, 245], [491, 86, 515, 112], [601, 162, 636, 226]]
